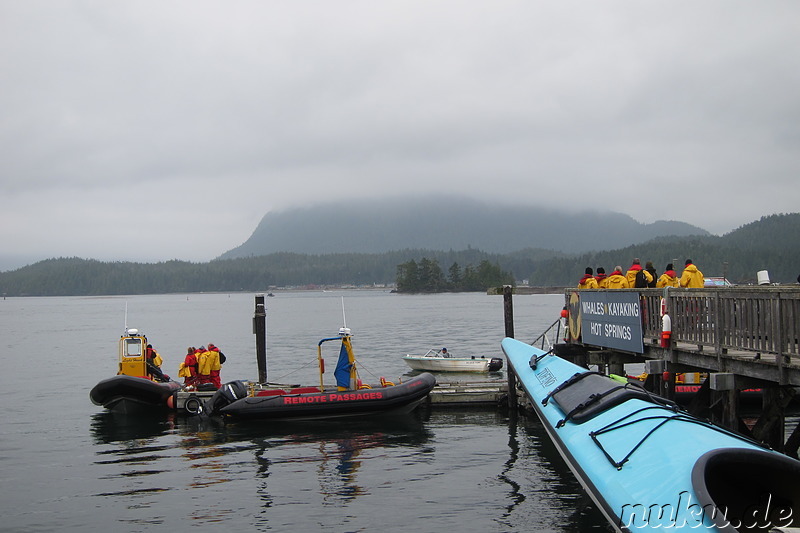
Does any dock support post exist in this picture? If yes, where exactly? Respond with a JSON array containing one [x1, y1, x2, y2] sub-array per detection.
[[608, 362, 624, 378], [254, 294, 267, 384], [719, 390, 739, 432], [752, 387, 795, 452], [665, 370, 676, 401], [776, 294, 786, 385], [709, 374, 740, 431], [503, 285, 518, 411], [687, 379, 712, 419], [786, 421, 800, 459]]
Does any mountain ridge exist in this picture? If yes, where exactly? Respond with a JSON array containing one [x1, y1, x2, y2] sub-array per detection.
[[218, 196, 710, 259]]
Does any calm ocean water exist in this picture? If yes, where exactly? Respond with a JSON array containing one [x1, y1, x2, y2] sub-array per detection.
[[0, 291, 609, 532]]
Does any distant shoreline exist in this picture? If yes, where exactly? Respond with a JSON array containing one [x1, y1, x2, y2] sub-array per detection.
[[487, 286, 567, 295]]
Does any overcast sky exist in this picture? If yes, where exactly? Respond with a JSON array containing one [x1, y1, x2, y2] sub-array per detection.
[[1, 1, 798, 271]]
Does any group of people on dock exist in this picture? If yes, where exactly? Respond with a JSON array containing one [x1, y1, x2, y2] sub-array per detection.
[[177, 344, 226, 390], [578, 259, 704, 289]]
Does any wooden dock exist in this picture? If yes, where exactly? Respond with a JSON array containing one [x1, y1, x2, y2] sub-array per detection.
[[428, 380, 508, 406], [500, 285, 800, 456]]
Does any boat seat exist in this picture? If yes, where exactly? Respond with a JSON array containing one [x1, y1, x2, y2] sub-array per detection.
[[289, 387, 322, 394], [255, 389, 287, 397], [545, 372, 666, 426]]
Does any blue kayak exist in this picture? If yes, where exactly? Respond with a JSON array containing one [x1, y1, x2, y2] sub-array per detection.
[[501, 337, 800, 532]]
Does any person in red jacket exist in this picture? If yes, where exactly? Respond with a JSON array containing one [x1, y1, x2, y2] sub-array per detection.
[[179, 347, 199, 388]]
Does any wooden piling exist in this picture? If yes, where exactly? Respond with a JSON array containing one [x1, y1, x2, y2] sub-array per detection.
[[254, 294, 267, 384], [503, 285, 517, 410]]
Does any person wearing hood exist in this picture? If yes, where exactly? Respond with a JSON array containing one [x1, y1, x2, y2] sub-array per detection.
[[594, 267, 608, 288], [145, 344, 169, 382], [207, 343, 225, 387], [178, 346, 198, 388], [645, 261, 658, 288], [626, 259, 653, 288], [578, 267, 598, 289], [606, 266, 630, 289], [680, 259, 704, 288], [657, 263, 680, 288], [196, 346, 222, 389]]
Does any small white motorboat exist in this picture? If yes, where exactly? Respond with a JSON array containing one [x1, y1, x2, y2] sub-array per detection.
[[402, 348, 503, 372]]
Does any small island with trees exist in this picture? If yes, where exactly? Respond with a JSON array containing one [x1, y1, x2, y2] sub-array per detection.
[[395, 258, 515, 293]]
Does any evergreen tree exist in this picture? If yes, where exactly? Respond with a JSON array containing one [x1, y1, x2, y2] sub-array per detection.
[[396, 260, 420, 292], [448, 262, 462, 290]]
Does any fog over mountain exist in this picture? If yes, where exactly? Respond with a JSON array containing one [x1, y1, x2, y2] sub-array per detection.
[[219, 196, 709, 259]]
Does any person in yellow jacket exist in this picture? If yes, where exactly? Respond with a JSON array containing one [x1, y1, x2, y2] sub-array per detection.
[[680, 259, 704, 288], [146, 344, 164, 368], [605, 266, 630, 288], [594, 267, 609, 288], [196, 346, 222, 389], [657, 263, 680, 288], [578, 267, 598, 289], [145, 344, 169, 382], [625, 258, 654, 288]]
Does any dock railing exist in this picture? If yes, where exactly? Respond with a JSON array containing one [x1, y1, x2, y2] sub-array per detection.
[[530, 318, 564, 353], [637, 287, 800, 361], [549, 286, 800, 452]]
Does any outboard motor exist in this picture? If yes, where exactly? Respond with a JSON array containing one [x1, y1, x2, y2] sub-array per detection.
[[488, 358, 504, 371], [203, 380, 249, 415]]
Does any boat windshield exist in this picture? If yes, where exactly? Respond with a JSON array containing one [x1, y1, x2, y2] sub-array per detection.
[[124, 337, 143, 357]]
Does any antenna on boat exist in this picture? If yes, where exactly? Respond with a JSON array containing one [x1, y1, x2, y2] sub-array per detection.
[[122, 302, 139, 336], [339, 297, 351, 336]]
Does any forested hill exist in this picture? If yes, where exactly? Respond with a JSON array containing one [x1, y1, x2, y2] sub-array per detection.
[[218, 196, 708, 259], [0, 249, 541, 297], [1, 213, 797, 296], [527, 213, 800, 286]]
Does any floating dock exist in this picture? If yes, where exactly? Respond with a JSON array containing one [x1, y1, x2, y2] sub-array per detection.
[[428, 380, 508, 406]]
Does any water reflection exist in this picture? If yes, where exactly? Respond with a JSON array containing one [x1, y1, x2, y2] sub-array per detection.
[[90, 411, 177, 444], [500, 411, 525, 516], [89, 408, 609, 531], [91, 411, 432, 493], [515, 415, 610, 531], [245, 415, 433, 508]]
